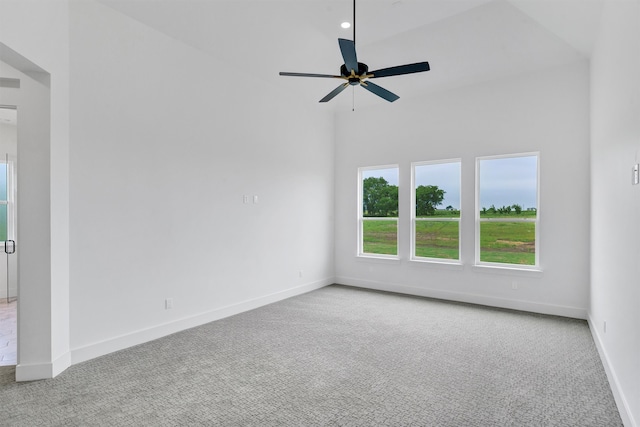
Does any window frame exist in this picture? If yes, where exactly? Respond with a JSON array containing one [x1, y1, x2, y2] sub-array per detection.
[[475, 152, 540, 270], [410, 159, 462, 264], [357, 164, 400, 260]]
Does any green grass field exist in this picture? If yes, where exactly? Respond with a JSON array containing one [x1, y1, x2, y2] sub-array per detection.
[[362, 214, 536, 265], [415, 221, 459, 259], [480, 211, 536, 219], [362, 220, 397, 255], [479, 221, 535, 265]]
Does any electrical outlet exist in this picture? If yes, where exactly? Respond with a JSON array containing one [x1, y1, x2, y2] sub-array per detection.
[[253, 195, 259, 204], [603, 320, 607, 333], [633, 164, 639, 185], [511, 281, 519, 290], [165, 298, 173, 310], [243, 195, 249, 204]]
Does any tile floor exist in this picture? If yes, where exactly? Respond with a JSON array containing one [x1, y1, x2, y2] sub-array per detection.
[[0, 299, 17, 366]]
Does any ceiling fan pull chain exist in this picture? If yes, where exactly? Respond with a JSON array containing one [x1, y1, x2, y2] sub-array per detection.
[[352, 86, 355, 112]]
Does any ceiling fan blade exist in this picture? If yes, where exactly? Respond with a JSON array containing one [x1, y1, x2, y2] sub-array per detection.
[[369, 62, 430, 79], [279, 72, 343, 79], [338, 38, 358, 74], [361, 81, 399, 102], [319, 83, 349, 103]]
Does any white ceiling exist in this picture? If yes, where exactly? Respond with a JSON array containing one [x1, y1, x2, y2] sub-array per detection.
[[97, 0, 604, 109]]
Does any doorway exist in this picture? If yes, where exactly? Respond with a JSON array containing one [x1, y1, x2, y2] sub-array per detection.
[[0, 106, 17, 366]]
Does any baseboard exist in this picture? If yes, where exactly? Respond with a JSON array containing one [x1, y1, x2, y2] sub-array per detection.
[[52, 351, 72, 378], [70, 278, 333, 365], [588, 314, 637, 427], [15, 362, 53, 382], [15, 350, 69, 382], [335, 276, 588, 319]]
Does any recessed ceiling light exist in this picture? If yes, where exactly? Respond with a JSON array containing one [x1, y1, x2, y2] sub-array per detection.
[[341, 21, 351, 29]]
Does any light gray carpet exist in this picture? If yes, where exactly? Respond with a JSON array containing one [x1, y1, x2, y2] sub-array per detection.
[[0, 285, 623, 426]]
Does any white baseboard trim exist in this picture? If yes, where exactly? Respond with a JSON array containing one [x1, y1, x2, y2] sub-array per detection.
[[52, 351, 72, 378], [70, 278, 333, 366], [587, 314, 637, 427], [15, 362, 53, 382], [335, 276, 588, 319], [15, 350, 70, 382]]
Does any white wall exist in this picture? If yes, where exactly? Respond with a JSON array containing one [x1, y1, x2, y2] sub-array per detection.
[[68, 1, 335, 362], [335, 61, 591, 318], [0, 53, 68, 384], [1, 0, 71, 380], [590, 1, 640, 425], [0, 118, 17, 162], [0, 0, 71, 381]]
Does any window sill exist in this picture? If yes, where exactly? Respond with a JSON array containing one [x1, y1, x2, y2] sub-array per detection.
[[409, 258, 464, 270], [471, 264, 543, 277], [356, 254, 401, 264]]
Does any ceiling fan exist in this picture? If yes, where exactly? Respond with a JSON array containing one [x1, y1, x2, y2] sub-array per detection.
[[279, 0, 430, 103]]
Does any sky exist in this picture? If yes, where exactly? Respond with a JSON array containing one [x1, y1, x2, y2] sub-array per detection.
[[479, 155, 537, 210], [362, 167, 398, 186], [362, 155, 538, 211], [415, 162, 460, 209]]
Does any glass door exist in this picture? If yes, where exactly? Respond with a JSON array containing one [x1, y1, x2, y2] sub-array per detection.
[[2, 156, 17, 302], [0, 106, 17, 367], [0, 107, 17, 303]]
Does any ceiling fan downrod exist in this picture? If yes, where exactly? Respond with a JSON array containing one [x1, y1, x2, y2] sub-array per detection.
[[278, 0, 431, 104], [353, 0, 356, 46]]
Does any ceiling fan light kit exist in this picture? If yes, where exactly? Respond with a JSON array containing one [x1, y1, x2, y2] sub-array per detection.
[[279, 0, 430, 104]]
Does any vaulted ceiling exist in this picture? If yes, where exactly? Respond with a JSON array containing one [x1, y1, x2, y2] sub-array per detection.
[[97, 0, 604, 109]]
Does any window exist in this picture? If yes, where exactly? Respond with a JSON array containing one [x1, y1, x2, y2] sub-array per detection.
[[476, 153, 538, 267], [411, 160, 461, 262], [359, 166, 399, 257]]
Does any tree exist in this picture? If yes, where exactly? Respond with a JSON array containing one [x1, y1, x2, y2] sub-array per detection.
[[415, 185, 445, 216], [363, 177, 398, 217], [512, 204, 522, 214]]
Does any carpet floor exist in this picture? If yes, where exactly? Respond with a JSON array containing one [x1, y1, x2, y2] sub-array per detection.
[[0, 285, 623, 426]]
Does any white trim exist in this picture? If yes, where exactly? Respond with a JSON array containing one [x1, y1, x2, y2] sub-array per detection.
[[70, 278, 332, 365], [471, 264, 543, 276], [410, 159, 462, 263], [15, 352, 70, 382], [15, 362, 54, 382], [587, 314, 637, 427], [335, 276, 587, 319], [358, 165, 400, 258], [355, 254, 401, 263], [475, 152, 540, 268], [408, 258, 463, 269], [52, 351, 71, 378]]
